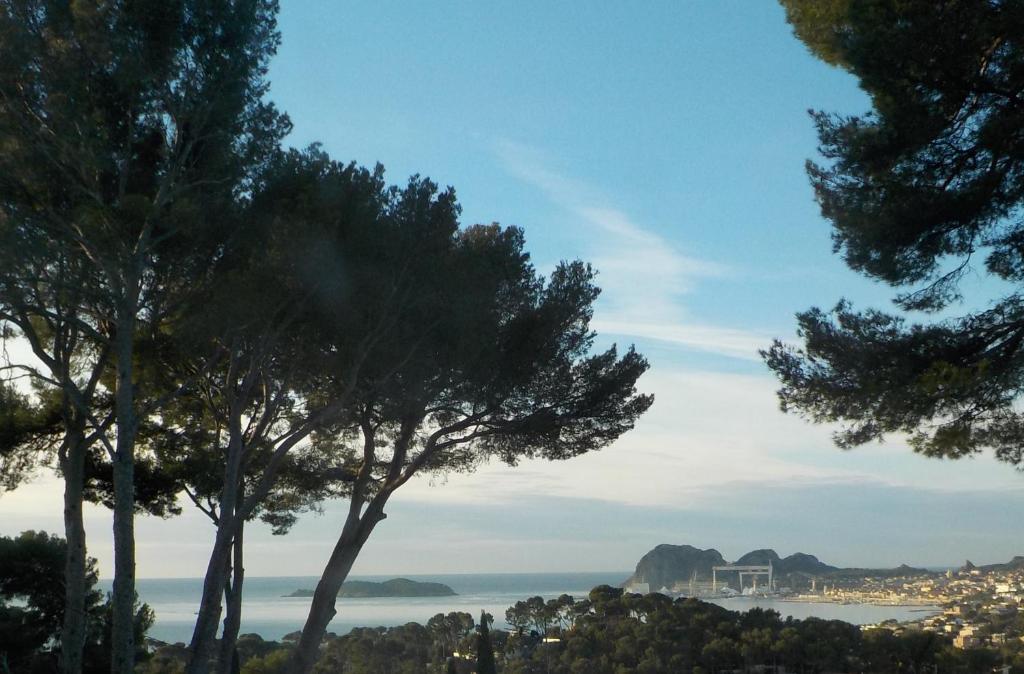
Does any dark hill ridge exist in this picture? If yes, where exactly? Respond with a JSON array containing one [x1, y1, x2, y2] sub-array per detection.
[[625, 545, 727, 590], [624, 544, 930, 591], [968, 556, 1024, 573], [733, 549, 836, 576], [285, 578, 456, 599]]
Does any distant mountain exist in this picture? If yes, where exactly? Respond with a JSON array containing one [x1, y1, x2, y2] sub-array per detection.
[[970, 556, 1024, 573], [624, 543, 933, 591], [734, 549, 837, 576], [826, 563, 930, 579], [625, 544, 726, 590], [285, 578, 457, 599]]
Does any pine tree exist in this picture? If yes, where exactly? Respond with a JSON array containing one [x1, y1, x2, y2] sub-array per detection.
[[476, 611, 497, 674], [765, 1, 1024, 465]]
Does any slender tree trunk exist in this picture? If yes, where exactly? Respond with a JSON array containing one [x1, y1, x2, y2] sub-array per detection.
[[217, 498, 245, 674], [59, 429, 88, 674], [288, 500, 388, 674], [110, 307, 138, 674], [187, 418, 247, 674], [185, 526, 235, 674]]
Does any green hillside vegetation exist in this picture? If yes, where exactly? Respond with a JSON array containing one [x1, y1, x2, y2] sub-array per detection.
[[285, 579, 457, 599]]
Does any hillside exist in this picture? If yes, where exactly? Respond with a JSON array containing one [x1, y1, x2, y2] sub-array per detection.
[[286, 578, 457, 598], [624, 543, 933, 591], [624, 544, 727, 590]]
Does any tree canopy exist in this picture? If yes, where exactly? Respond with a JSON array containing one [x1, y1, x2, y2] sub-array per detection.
[[283, 159, 653, 673], [765, 0, 1024, 462], [0, 531, 153, 674], [0, 1, 290, 671]]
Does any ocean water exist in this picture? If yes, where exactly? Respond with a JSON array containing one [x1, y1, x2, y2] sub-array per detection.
[[97, 574, 938, 644], [708, 597, 938, 625], [100, 573, 626, 644]]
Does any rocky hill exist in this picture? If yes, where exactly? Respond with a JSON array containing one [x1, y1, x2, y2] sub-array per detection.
[[625, 544, 727, 590], [624, 543, 929, 591], [734, 549, 836, 576], [966, 556, 1024, 573]]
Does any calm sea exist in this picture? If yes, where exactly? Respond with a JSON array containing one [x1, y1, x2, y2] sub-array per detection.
[[97, 574, 937, 644]]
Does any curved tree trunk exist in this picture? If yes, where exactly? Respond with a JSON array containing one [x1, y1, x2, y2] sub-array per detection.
[[217, 499, 245, 674], [185, 516, 237, 674], [288, 500, 387, 674], [59, 430, 87, 674], [186, 415, 247, 674]]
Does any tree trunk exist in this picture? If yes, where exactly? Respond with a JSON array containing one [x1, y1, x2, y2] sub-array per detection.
[[217, 500, 245, 674], [288, 501, 387, 674], [110, 308, 138, 674], [186, 416, 247, 674], [184, 519, 237, 674], [59, 430, 87, 674]]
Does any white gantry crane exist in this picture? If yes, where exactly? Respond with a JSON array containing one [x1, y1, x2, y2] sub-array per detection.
[[711, 562, 774, 594]]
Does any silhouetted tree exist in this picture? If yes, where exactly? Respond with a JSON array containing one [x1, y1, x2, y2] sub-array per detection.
[[476, 611, 497, 674], [176, 148, 401, 674], [288, 216, 653, 672], [0, 2, 288, 671], [765, 1, 1024, 465], [0, 531, 153, 673]]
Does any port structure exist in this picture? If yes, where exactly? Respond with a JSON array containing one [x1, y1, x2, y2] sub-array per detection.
[[711, 563, 773, 593]]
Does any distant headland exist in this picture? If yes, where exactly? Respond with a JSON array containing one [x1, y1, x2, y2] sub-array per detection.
[[623, 543, 935, 593], [285, 578, 457, 598]]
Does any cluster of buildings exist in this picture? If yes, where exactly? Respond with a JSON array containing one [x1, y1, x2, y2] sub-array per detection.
[[857, 565, 1024, 651]]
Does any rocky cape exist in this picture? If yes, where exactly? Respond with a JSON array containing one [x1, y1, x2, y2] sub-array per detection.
[[624, 544, 931, 591], [285, 578, 457, 598], [962, 556, 1024, 574]]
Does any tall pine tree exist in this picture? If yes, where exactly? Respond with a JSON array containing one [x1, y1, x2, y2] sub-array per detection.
[[765, 1, 1024, 465], [0, 2, 288, 671], [476, 611, 497, 674]]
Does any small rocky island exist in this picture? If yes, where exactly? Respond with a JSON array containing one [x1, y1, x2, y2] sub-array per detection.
[[285, 578, 457, 598]]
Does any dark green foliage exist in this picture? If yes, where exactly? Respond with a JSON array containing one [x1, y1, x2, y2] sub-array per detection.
[[766, 1, 1024, 462], [236, 592, 994, 673], [286, 155, 653, 670], [426, 612, 476, 660], [0, 530, 95, 668], [312, 624, 434, 674], [0, 531, 153, 673], [0, 383, 61, 490], [476, 611, 497, 674], [0, 2, 290, 669], [502, 593, 976, 674]]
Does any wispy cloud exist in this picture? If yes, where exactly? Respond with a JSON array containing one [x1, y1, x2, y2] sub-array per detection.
[[591, 320, 768, 362], [492, 139, 764, 360]]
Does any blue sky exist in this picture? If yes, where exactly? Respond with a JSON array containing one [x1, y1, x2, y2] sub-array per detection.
[[3, 1, 1022, 577]]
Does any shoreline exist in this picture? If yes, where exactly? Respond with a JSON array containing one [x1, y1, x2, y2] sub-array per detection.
[[778, 596, 939, 608]]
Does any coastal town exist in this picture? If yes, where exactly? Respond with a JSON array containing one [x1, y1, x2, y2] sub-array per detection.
[[843, 561, 1024, 655], [624, 544, 1024, 661]]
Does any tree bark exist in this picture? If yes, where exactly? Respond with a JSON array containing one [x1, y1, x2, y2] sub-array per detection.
[[184, 525, 235, 674], [217, 498, 245, 674], [59, 429, 87, 674], [110, 307, 138, 674], [288, 500, 387, 674], [186, 408, 247, 674]]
